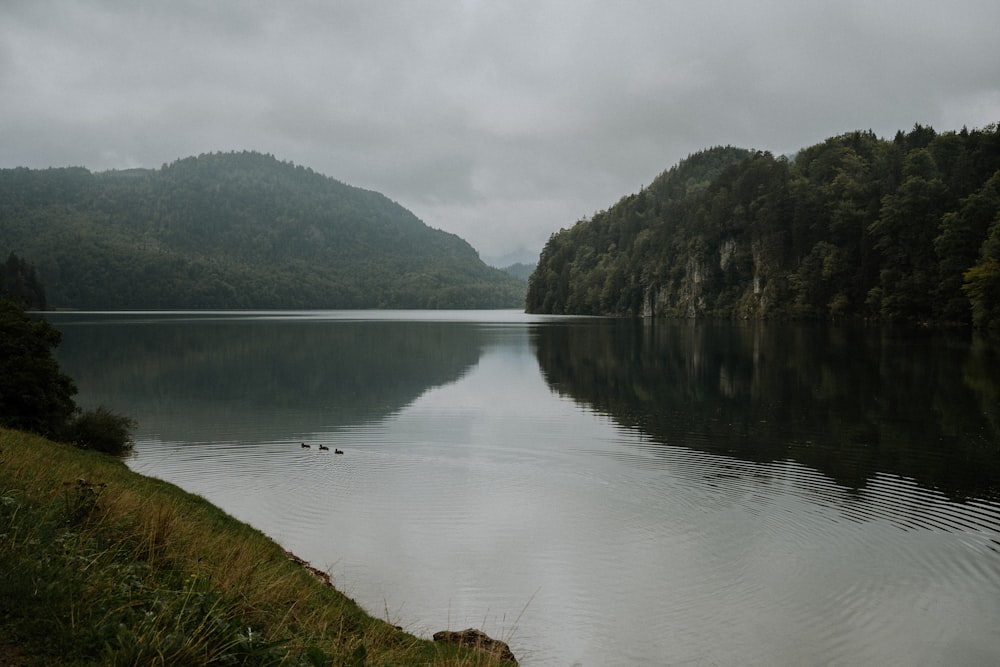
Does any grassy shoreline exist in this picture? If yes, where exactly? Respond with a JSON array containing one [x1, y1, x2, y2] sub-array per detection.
[[0, 428, 512, 666]]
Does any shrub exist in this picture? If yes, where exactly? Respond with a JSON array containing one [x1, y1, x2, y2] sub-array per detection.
[[0, 299, 138, 456], [67, 406, 136, 456]]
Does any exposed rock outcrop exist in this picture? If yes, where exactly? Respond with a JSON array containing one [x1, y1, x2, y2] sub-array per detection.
[[433, 628, 518, 665]]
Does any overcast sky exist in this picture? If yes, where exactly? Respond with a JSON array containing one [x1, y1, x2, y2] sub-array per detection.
[[2, 1, 998, 265]]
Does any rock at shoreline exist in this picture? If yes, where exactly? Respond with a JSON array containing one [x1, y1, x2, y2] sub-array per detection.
[[433, 628, 518, 665]]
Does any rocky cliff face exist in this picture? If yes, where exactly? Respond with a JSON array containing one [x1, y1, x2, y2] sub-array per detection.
[[640, 236, 783, 320]]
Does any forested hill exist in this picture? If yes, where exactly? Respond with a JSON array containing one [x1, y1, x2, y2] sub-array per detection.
[[0, 151, 525, 309], [526, 125, 1000, 335]]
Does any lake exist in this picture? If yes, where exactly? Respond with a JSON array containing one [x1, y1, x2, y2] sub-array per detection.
[[48, 310, 1000, 666]]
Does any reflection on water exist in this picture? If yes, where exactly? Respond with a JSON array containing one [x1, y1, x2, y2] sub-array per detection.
[[534, 319, 1000, 501], [49, 312, 1000, 666], [52, 311, 484, 441]]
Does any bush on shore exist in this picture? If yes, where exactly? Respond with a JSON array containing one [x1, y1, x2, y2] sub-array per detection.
[[65, 405, 137, 455], [0, 298, 134, 456]]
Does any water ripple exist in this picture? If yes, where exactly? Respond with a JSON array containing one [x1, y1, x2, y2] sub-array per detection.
[[123, 416, 1000, 667]]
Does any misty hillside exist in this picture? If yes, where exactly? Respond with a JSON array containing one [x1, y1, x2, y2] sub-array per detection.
[[526, 125, 1000, 335], [500, 262, 536, 281], [0, 151, 525, 309]]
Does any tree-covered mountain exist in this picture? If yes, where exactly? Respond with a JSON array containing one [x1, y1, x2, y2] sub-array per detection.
[[0, 151, 525, 309], [526, 125, 1000, 335]]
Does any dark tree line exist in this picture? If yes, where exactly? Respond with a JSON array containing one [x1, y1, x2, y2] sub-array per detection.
[[1, 252, 46, 309], [526, 125, 1000, 337], [0, 151, 525, 310]]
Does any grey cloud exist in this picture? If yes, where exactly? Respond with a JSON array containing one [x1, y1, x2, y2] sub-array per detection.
[[2, 0, 998, 265]]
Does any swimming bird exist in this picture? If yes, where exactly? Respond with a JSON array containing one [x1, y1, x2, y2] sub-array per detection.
[[318, 444, 329, 451], [334, 448, 344, 455], [300, 442, 310, 449]]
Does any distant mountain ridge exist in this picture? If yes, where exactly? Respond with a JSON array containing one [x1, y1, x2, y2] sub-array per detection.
[[500, 262, 536, 281], [0, 151, 525, 309]]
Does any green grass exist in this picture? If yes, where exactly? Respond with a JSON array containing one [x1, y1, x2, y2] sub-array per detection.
[[0, 428, 513, 666]]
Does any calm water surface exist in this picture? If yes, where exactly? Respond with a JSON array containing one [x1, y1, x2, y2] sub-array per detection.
[[49, 311, 1000, 666]]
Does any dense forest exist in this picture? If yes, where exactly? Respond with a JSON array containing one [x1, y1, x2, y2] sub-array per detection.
[[526, 125, 1000, 336], [0, 151, 525, 309]]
